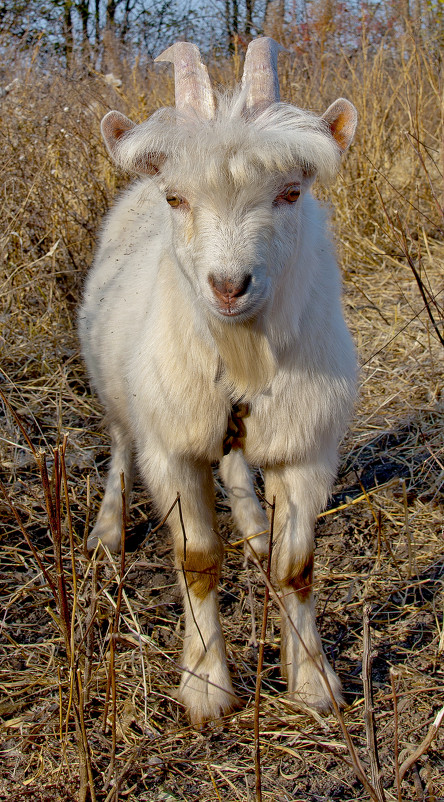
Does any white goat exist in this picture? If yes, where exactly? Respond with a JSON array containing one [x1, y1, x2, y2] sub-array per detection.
[[79, 38, 357, 726]]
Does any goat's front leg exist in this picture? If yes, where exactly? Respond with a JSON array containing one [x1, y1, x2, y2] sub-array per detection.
[[139, 446, 238, 726], [265, 462, 343, 711]]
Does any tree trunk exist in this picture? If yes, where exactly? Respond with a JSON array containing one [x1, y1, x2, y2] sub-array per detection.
[[224, 0, 232, 46], [245, 0, 254, 36], [106, 0, 118, 29], [232, 0, 239, 34], [63, 0, 74, 69], [94, 0, 101, 48], [121, 0, 132, 43], [77, 0, 90, 60]]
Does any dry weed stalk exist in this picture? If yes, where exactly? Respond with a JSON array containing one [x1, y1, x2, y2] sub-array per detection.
[[253, 496, 275, 802], [37, 443, 96, 802], [363, 605, 386, 802]]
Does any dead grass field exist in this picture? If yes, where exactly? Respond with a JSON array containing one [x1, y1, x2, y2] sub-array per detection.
[[0, 28, 443, 802]]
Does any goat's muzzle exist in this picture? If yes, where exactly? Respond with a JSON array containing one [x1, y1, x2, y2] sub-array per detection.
[[208, 274, 252, 316]]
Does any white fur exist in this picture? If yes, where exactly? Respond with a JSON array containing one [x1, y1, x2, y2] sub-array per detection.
[[79, 82, 357, 725]]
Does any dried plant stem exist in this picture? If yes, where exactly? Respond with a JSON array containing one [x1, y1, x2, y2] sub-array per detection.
[[0, 477, 57, 598], [318, 478, 399, 519], [144, 495, 180, 537], [390, 668, 402, 802], [177, 491, 187, 561], [104, 472, 128, 787], [117, 472, 127, 624], [411, 764, 424, 802], [362, 605, 386, 802], [60, 443, 88, 794], [102, 635, 114, 727], [137, 493, 182, 552], [83, 560, 97, 706], [207, 763, 223, 801], [399, 706, 444, 782], [401, 479, 415, 579], [102, 596, 118, 786], [43, 448, 71, 646], [37, 443, 96, 801], [75, 710, 92, 802], [376, 509, 382, 567], [0, 385, 37, 458], [103, 747, 141, 802], [57, 666, 66, 763], [357, 478, 401, 578], [358, 477, 380, 529], [61, 438, 78, 684], [253, 496, 275, 802], [245, 561, 258, 647], [181, 562, 207, 652], [83, 472, 91, 558], [396, 213, 444, 348], [380, 526, 404, 581], [178, 490, 207, 652], [109, 634, 117, 784], [76, 670, 97, 802]]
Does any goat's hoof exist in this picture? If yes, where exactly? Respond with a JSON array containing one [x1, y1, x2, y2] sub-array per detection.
[[86, 527, 122, 554], [244, 531, 270, 561], [187, 694, 242, 729], [287, 661, 344, 713], [177, 679, 241, 728]]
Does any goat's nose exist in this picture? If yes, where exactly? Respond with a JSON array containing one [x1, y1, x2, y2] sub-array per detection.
[[209, 274, 251, 304]]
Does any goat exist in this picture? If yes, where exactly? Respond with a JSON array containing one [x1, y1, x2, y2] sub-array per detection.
[[79, 38, 358, 726]]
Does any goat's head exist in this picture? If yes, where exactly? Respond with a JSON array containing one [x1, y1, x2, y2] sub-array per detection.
[[101, 39, 357, 323]]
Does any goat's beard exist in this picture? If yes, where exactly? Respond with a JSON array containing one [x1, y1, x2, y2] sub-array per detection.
[[207, 315, 277, 400]]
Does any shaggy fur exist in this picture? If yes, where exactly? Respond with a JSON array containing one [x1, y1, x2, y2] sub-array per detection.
[[79, 48, 357, 725], [113, 96, 342, 184]]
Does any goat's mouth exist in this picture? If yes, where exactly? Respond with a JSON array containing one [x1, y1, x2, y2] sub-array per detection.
[[207, 273, 266, 321], [210, 294, 264, 322], [216, 304, 246, 318]]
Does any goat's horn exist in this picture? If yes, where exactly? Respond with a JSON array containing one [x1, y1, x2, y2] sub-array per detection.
[[155, 42, 215, 120], [242, 37, 286, 112]]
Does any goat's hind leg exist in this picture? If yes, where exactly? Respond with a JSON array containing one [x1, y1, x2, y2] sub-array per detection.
[[87, 421, 134, 553], [219, 449, 270, 559]]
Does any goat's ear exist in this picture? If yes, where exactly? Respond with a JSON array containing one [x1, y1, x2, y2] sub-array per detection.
[[322, 98, 357, 153], [101, 110, 135, 157], [101, 110, 165, 175]]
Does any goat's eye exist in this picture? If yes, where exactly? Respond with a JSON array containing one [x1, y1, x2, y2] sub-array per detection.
[[284, 186, 300, 202], [166, 194, 185, 208], [273, 185, 301, 206]]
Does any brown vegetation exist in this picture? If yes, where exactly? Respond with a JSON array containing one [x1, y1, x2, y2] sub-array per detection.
[[1, 18, 443, 802]]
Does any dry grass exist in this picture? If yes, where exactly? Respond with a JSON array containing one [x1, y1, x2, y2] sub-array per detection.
[[1, 28, 443, 802]]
